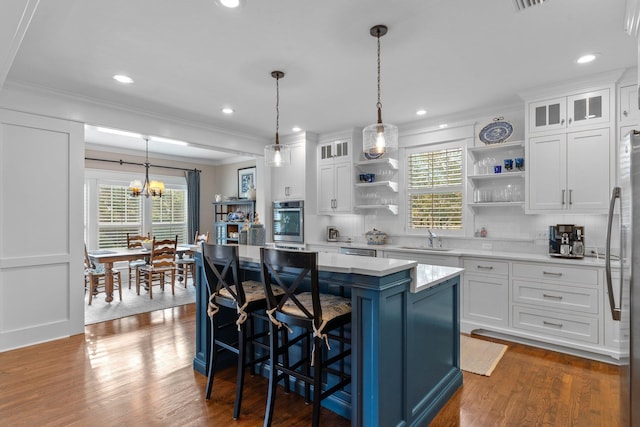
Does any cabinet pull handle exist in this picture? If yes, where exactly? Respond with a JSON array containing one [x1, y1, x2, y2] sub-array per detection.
[[476, 265, 494, 270], [568, 118, 572, 125], [561, 189, 566, 205], [561, 119, 565, 125], [543, 320, 563, 328], [569, 189, 573, 205], [543, 271, 563, 277], [542, 293, 563, 300]]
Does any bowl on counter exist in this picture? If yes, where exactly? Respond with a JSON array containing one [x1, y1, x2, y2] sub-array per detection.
[[365, 228, 387, 245], [142, 240, 153, 250]]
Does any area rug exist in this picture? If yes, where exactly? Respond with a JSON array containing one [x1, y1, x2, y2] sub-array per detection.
[[84, 279, 197, 325], [460, 334, 508, 376]]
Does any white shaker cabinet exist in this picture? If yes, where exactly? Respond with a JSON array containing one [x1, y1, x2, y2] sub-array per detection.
[[528, 89, 610, 134], [318, 159, 353, 214], [272, 141, 306, 201], [317, 136, 356, 214], [527, 128, 610, 213], [618, 83, 640, 124], [462, 258, 509, 328]]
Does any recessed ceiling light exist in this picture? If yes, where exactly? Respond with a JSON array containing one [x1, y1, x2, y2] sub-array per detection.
[[150, 136, 188, 146], [216, 0, 242, 8], [292, 126, 302, 132], [222, 107, 234, 114], [577, 54, 597, 64], [416, 109, 427, 116], [96, 126, 142, 138], [113, 74, 134, 84], [439, 124, 448, 129]]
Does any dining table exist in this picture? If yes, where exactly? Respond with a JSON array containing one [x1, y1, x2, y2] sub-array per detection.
[[87, 245, 199, 302]]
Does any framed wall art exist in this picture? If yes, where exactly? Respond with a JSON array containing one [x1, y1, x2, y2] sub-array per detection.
[[237, 166, 256, 199]]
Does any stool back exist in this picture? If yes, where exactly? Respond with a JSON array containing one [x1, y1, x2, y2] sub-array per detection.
[[201, 243, 245, 305], [260, 247, 320, 329]]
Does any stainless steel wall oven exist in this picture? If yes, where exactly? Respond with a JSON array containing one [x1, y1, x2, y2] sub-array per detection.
[[272, 200, 304, 244]]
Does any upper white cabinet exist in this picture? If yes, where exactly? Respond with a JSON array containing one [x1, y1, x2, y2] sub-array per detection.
[[619, 83, 640, 125], [271, 132, 318, 204], [527, 128, 610, 213], [272, 141, 306, 200], [528, 89, 610, 134], [317, 130, 361, 214], [524, 80, 615, 214]]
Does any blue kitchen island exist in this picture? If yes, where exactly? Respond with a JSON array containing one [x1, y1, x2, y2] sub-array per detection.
[[193, 246, 463, 426]]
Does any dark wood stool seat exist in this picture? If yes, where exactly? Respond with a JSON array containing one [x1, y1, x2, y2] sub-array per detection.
[[260, 247, 352, 427], [202, 243, 283, 420]]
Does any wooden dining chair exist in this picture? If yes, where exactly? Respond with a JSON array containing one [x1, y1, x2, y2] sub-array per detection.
[[126, 232, 150, 288], [136, 236, 178, 299], [202, 243, 284, 420], [176, 230, 210, 287], [84, 245, 122, 305], [260, 247, 352, 427]]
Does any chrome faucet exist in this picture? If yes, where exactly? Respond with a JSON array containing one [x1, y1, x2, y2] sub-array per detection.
[[427, 229, 437, 248]]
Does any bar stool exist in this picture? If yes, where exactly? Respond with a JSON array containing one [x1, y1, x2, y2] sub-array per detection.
[[260, 247, 352, 427], [202, 243, 283, 420]]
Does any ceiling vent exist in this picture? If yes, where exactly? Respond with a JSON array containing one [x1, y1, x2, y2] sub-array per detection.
[[513, 0, 548, 12]]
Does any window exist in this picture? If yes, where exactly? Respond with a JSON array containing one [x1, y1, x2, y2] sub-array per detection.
[[407, 146, 463, 231], [151, 187, 188, 243], [98, 183, 142, 248], [85, 170, 188, 249]]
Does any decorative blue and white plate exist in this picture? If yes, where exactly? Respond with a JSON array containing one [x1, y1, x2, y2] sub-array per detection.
[[364, 149, 384, 160], [479, 118, 513, 145]]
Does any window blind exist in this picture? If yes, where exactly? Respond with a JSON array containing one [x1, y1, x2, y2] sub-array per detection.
[[97, 184, 142, 248], [407, 147, 463, 230], [151, 188, 187, 243]]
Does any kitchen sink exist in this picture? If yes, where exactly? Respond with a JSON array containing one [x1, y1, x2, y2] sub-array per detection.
[[396, 246, 452, 252]]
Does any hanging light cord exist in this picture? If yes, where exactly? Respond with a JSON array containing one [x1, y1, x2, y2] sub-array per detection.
[[376, 29, 382, 116], [275, 74, 280, 145]]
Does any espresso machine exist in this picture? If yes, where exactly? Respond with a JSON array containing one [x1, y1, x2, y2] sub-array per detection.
[[548, 224, 585, 258]]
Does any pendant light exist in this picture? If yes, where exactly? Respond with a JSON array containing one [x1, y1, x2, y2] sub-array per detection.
[[129, 138, 165, 197], [363, 24, 398, 156], [264, 70, 291, 167]]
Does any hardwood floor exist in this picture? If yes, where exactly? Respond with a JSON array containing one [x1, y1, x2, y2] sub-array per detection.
[[0, 304, 622, 426]]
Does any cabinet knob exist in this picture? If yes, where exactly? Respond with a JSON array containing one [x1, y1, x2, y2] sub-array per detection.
[[568, 118, 572, 124], [624, 110, 629, 117], [561, 119, 565, 125]]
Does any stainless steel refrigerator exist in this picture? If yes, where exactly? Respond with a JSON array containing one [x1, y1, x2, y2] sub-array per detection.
[[606, 129, 640, 426]]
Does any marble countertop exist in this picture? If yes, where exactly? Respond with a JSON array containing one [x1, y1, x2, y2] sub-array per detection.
[[235, 245, 463, 293], [236, 245, 417, 277], [412, 264, 465, 293], [307, 240, 608, 267]]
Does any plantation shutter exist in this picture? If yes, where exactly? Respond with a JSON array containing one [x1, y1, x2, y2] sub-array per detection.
[[97, 184, 142, 248], [407, 147, 463, 230], [151, 187, 188, 243]]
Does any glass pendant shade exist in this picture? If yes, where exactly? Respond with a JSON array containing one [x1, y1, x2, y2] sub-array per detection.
[[264, 143, 291, 167], [363, 121, 398, 155]]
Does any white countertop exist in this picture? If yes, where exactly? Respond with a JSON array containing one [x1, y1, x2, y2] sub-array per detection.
[[307, 240, 608, 267], [412, 264, 465, 293], [236, 245, 417, 277]]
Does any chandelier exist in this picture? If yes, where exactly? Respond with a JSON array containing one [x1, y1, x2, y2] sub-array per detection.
[[264, 70, 291, 167], [363, 24, 398, 156], [129, 138, 165, 197]]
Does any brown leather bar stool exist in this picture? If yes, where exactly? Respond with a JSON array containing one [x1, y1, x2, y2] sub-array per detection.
[[260, 247, 352, 427], [202, 243, 283, 420]]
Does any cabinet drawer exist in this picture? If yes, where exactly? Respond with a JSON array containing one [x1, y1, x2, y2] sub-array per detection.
[[512, 305, 599, 344], [512, 280, 599, 314], [463, 258, 508, 276], [512, 262, 598, 285]]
